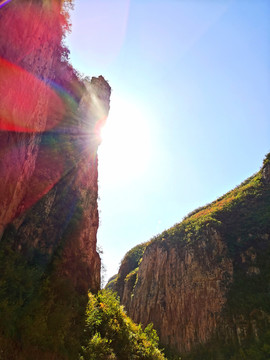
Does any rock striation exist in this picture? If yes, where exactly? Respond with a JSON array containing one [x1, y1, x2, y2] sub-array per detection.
[[111, 154, 270, 357], [126, 228, 233, 352], [0, 1, 110, 358]]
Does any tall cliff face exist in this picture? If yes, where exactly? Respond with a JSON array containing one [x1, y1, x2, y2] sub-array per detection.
[[125, 228, 233, 353], [0, 1, 62, 235], [111, 154, 270, 358], [0, 1, 110, 358]]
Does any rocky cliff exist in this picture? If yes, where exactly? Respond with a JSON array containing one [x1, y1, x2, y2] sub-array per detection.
[[0, 1, 110, 358], [110, 154, 270, 358]]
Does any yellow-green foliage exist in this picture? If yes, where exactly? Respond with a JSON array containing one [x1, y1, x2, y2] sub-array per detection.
[[116, 153, 270, 360], [125, 267, 139, 282], [263, 152, 270, 166], [151, 160, 268, 249], [183, 172, 261, 226], [105, 274, 118, 291], [80, 290, 166, 360], [121, 242, 149, 271], [114, 242, 148, 292]]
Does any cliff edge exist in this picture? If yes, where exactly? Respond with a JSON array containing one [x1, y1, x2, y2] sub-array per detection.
[[110, 154, 270, 358]]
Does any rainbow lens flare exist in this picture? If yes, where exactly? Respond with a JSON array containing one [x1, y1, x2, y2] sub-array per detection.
[[0, 0, 11, 9]]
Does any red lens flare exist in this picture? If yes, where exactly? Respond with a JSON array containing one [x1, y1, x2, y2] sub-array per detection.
[[0, 57, 65, 132], [0, 142, 64, 221]]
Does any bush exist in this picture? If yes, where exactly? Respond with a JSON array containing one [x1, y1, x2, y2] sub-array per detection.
[[80, 290, 166, 360]]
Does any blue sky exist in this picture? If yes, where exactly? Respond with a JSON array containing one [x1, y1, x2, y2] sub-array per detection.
[[66, 0, 270, 283]]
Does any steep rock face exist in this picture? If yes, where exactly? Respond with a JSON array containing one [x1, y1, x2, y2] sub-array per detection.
[[0, 0, 111, 293], [112, 155, 270, 357], [0, 1, 111, 358], [4, 75, 111, 293], [126, 229, 233, 353], [110, 242, 148, 300], [0, 0, 64, 235]]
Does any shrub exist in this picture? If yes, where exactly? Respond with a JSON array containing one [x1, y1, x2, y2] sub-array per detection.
[[80, 290, 166, 360]]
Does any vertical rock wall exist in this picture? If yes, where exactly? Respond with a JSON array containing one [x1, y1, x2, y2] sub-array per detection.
[[0, 0, 111, 293], [113, 157, 270, 356], [0, 1, 111, 358], [0, 0, 63, 235], [124, 229, 233, 353]]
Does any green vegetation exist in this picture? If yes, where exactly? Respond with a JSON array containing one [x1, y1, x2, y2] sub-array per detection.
[[0, 225, 43, 341], [119, 154, 270, 259], [152, 170, 265, 250], [0, 212, 164, 360], [120, 242, 148, 273], [0, 223, 88, 359], [182, 330, 270, 360], [263, 152, 270, 166], [106, 274, 118, 291], [108, 242, 149, 296], [80, 290, 166, 360], [114, 153, 270, 359]]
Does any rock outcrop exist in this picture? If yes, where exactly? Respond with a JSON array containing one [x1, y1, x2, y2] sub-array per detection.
[[0, 1, 110, 358], [111, 155, 270, 357], [126, 228, 233, 353]]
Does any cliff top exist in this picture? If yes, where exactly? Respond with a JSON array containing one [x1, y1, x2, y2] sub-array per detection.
[[110, 152, 270, 287]]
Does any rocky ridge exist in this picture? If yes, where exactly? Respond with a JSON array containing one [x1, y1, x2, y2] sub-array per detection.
[[110, 154, 270, 358]]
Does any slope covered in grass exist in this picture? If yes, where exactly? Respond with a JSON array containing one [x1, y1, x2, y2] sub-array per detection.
[[110, 153, 270, 359]]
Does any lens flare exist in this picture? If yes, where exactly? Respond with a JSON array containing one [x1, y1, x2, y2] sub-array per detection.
[[0, 57, 65, 132], [0, 0, 11, 9]]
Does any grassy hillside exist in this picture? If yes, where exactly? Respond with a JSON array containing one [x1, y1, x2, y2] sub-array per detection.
[[114, 153, 270, 285], [111, 153, 270, 359]]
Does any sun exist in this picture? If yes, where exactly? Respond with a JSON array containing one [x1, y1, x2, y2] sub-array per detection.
[[98, 93, 152, 186]]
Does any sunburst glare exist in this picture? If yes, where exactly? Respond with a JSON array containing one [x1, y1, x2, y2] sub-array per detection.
[[98, 93, 152, 186]]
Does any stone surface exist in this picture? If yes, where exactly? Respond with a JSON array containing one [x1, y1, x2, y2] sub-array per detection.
[[112, 156, 270, 355], [0, 0, 111, 294], [124, 228, 233, 352]]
